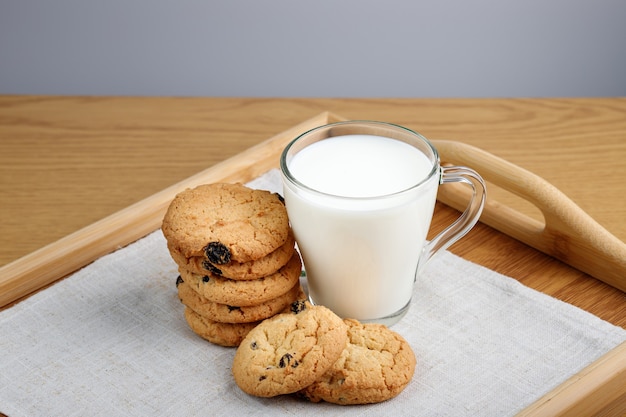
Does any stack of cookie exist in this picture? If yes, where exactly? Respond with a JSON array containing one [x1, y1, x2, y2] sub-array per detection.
[[162, 182, 303, 347]]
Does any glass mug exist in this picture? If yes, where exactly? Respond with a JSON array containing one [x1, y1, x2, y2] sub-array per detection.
[[280, 121, 486, 326]]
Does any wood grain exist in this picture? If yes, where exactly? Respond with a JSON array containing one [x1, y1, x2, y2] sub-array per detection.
[[517, 341, 626, 417], [1, 96, 624, 326], [0, 111, 335, 308], [433, 139, 626, 293], [1, 96, 624, 268]]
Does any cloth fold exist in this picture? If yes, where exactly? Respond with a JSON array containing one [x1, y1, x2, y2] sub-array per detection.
[[1, 169, 624, 417]]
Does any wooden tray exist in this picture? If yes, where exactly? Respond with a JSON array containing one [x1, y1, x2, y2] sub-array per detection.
[[1, 112, 624, 416]]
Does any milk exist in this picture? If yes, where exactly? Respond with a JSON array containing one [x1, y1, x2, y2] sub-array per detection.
[[288, 134, 432, 198], [283, 134, 439, 322]]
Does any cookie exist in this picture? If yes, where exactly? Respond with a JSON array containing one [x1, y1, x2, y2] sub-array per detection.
[[300, 318, 416, 405], [169, 231, 296, 280], [231, 303, 348, 397], [178, 277, 302, 323], [162, 183, 290, 262], [183, 307, 260, 347], [181, 251, 302, 306]]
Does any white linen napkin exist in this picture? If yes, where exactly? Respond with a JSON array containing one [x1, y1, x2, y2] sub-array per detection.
[[1, 169, 624, 417]]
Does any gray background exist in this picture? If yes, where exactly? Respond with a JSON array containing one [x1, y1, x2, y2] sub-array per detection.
[[1, 0, 625, 98]]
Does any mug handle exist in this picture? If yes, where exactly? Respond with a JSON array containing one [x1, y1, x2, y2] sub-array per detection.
[[418, 166, 486, 272]]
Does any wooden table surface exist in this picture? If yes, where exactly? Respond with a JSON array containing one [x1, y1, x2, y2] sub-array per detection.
[[1, 96, 625, 323], [1, 96, 626, 415]]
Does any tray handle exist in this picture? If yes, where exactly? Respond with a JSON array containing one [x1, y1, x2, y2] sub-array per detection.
[[432, 139, 626, 293]]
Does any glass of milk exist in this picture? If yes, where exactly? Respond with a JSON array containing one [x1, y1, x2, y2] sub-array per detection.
[[280, 121, 486, 326]]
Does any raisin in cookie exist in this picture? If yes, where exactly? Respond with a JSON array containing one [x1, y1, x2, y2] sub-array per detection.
[[180, 251, 301, 306], [168, 231, 296, 280], [178, 277, 301, 323], [231, 303, 348, 397], [162, 183, 290, 262], [183, 307, 260, 347], [300, 318, 416, 405]]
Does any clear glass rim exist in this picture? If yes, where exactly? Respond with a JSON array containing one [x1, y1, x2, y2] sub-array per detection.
[[280, 120, 440, 201]]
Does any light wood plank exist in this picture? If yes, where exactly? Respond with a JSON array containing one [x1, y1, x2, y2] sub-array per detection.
[[517, 341, 626, 417], [0, 111, 337, 308]]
